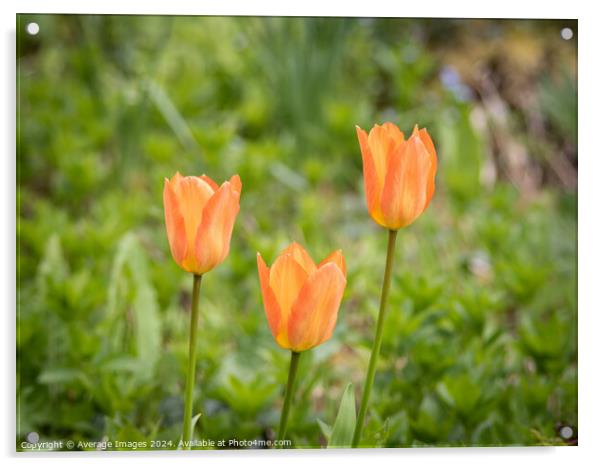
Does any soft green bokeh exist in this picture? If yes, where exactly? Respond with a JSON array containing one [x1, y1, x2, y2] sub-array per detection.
[[17, 15, 577, 449]]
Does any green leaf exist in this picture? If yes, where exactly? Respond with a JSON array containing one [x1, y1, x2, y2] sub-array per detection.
[[328, 383, 356, 448], [146, 79, 200, 153], [270, 162, 308, 191], [99, 356, 141, 373], [132, 284, 161, 381], [191, 412, 203, 433], [36, 234, 69, 296], [317, 418, 332, 441], [437, 105, 483, 205], [38, 367, 92, 390], [105, 233, 162, 382], [177, 413, 203, 450]]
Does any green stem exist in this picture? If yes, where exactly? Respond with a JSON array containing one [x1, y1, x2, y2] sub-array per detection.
[[352, 229, 398, 447], [182, 273, 202, 450], [278, 350, 301, 445]]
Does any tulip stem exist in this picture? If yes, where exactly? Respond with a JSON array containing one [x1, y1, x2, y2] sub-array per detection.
[[182, 273, 203, 449], [352, 229, 398, 447], [278, 350, 301, 446]]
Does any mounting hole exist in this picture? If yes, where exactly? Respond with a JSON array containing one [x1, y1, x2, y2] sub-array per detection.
[[26, 22, 40, 36], [560, 27, 573, 41], [559, 425, 573, 439]]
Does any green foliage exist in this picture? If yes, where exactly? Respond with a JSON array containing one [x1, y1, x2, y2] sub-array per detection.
[[17, 15, 576, 450], [539, 72, 577, 146], [437, 105, 483, 204], [320, 383, 356, 448]]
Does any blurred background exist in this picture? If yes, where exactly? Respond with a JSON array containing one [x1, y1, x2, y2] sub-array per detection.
[[17, 15, 577, 449]]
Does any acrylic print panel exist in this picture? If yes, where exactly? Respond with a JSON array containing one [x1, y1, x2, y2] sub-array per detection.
[[16, 14, 577, 451]]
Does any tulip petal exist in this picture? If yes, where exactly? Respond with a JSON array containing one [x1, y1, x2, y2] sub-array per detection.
[[171, 175, 215, 251], [199, 174, 219, 192], [367, 124, 397, 185], [268, 253, 308, 339], [257, 253, 281, 342], [229, 174, 242, 194], [382, 122, 405, 146], [418, 128, 438, 205], [287, 263, 346, 352], [417, 127, 436, 159], [357, 125, 387, 226], [163, 178, 188, 264], [195, 178, 241, 273], [381, 134, 433, 229], [281, 242, 317, 275], [318, 249, 347, 277]]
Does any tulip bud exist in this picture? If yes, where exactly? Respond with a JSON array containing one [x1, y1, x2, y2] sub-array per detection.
[[163, 172, 242, 274], [257, 243, 347, 352], [356, 123, 437, 230]]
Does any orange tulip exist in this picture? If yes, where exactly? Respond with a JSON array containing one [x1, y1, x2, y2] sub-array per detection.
[[257, 243, 347, 352], [163, 172, 242, 275], [356, 122, 437, 230]]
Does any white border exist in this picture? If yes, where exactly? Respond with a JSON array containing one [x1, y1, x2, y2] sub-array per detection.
[[3, 1, 600, 465], [6, 0, 581, 18]]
